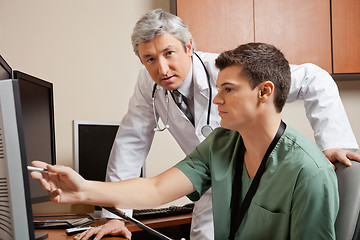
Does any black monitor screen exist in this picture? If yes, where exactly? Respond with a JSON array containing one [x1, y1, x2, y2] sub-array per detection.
[[74, 121, 144, 181], [74, 121, 120, 182], [14, 70, 56, 204]]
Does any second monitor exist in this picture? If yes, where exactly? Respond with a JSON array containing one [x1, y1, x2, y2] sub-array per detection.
[[73, 120, 144, 182]]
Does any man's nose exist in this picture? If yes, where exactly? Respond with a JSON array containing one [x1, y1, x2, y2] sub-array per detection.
[[158, 57, 170, 75], [213, 91, 223, 105]]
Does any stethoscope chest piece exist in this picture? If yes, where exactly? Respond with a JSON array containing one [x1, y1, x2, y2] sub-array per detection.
[[201, 125, 213, 138]]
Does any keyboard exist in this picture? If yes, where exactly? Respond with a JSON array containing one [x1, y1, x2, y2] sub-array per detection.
[[33, 217, 93, 229], [133, 203, 194, 220]]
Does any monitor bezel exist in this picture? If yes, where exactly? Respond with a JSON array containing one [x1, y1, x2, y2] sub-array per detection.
[[73, 120, 120, 173], [13, 70, 56, 204], [73, 120, 145, 181], [13, 70, 56, 166], [0, 79, 35, 240]]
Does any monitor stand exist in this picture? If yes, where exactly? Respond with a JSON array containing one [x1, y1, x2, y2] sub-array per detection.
[[87, 206, 102, 220], [35, 232, 48, 240]]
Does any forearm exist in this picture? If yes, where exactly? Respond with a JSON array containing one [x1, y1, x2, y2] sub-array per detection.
[[84, 167, 195, 209], [85, 178, 161, 208]]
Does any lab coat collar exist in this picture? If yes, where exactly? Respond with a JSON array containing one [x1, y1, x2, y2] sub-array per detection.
[[191, 52, 212, 128], [192, 52, 211, 94]]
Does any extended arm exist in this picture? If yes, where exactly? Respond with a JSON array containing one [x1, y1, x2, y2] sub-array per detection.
[[288, 63, 359, 165], [30, 161, 195, 209]]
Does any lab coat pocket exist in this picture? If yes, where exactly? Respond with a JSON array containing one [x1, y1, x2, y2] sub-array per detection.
[[239, 203, 289, 240]]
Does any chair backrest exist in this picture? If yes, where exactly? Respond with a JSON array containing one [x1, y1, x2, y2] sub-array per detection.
[[334, 160, 360, 240]]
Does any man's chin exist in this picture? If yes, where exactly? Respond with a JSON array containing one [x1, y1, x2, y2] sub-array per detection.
[[158, 77, 184, 90], [220, 121, 235, 131], [160, 83, 181, 91], [220, 121, 227, 129]]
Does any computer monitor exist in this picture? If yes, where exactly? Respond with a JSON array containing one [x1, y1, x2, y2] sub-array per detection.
[[73, 120, 144, 182], [0, 79, 47, 240], [0, 55, 12, 80], [13, 71, 56, 204], [74, 120, 140, 182]]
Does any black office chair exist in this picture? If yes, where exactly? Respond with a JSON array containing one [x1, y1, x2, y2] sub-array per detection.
[[334, 160, 360, 240]]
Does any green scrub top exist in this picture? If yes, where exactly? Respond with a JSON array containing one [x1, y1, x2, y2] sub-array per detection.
[[175, 125, 339, 240]]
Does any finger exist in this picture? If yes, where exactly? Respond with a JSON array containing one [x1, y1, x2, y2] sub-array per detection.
[[346, 151, 360, 162], [49, 189, 62, 203], [331, 162, 335, 170], [77, 225, 111, 240], [108, 226, 132, 239], [336, 154, 352, 166], [74, 227, 94, 240], [324, 149, 352, 166], [93, 230, 107, 240], [30, 171, 44, 180], [31, 160, 48, 168], [46, 164, 69, 174], [74, 230, 89, 240], [109, 226, 132, 238], [94, 224, 123, 240], [39, 178, 52, 192], [80, 227, 100, 240], [120, 227, 132, 240]]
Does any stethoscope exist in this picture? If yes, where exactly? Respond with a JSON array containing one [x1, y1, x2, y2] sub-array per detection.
[[152, 52, 213, 137]]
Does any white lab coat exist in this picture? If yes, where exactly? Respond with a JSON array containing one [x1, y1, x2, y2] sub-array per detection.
[[103, 51, 358, 240]]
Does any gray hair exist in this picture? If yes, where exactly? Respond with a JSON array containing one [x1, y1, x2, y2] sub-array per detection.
[[131, 9, 194, 58]]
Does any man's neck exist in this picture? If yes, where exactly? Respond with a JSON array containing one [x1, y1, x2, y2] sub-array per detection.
[[240, 115, 282, 178], [176, 63, 193, 99]]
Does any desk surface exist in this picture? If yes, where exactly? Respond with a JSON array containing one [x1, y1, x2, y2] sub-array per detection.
[[34, 214, 192, 240]]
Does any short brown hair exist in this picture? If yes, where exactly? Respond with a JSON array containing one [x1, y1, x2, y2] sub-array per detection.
[[215, 43, 291, 112]]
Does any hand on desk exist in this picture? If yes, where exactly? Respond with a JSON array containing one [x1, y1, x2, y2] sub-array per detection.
[[323, 148, 360, 168], [74, 219, 131, 240]]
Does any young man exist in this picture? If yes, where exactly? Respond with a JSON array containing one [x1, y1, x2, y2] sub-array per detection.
[[31, 42, 339, 240], [81, 8, 357, 240]]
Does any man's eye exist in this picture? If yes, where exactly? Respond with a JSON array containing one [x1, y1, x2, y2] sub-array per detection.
[[166, 51, 174, 56], [225, 88, 232, 93], [146, 58, 154, 64]]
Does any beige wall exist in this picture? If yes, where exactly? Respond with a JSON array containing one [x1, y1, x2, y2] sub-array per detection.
[[1, 0, 359, 213], [0, 0, 188, 213]]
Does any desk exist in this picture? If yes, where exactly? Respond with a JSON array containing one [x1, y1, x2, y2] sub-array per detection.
[[34, 214, 192, 240]]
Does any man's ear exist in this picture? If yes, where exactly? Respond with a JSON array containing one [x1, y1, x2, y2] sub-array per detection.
[[258, 81, 274, 102], [186, 38, 193, 56]]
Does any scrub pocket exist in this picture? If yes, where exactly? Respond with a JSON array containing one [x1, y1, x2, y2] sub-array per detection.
[[238, 203, 289, 240]]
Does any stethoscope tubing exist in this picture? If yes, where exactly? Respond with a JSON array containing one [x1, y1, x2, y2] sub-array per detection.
[[194, 52, 212, 126], [152, 52, 213, 137]]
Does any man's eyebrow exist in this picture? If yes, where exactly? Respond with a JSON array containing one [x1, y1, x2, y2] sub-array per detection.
[[142, 54, 153, 59], [161, 45, 175, 53], [141, 45, 175, 59], [217, 82, 236, 88]]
